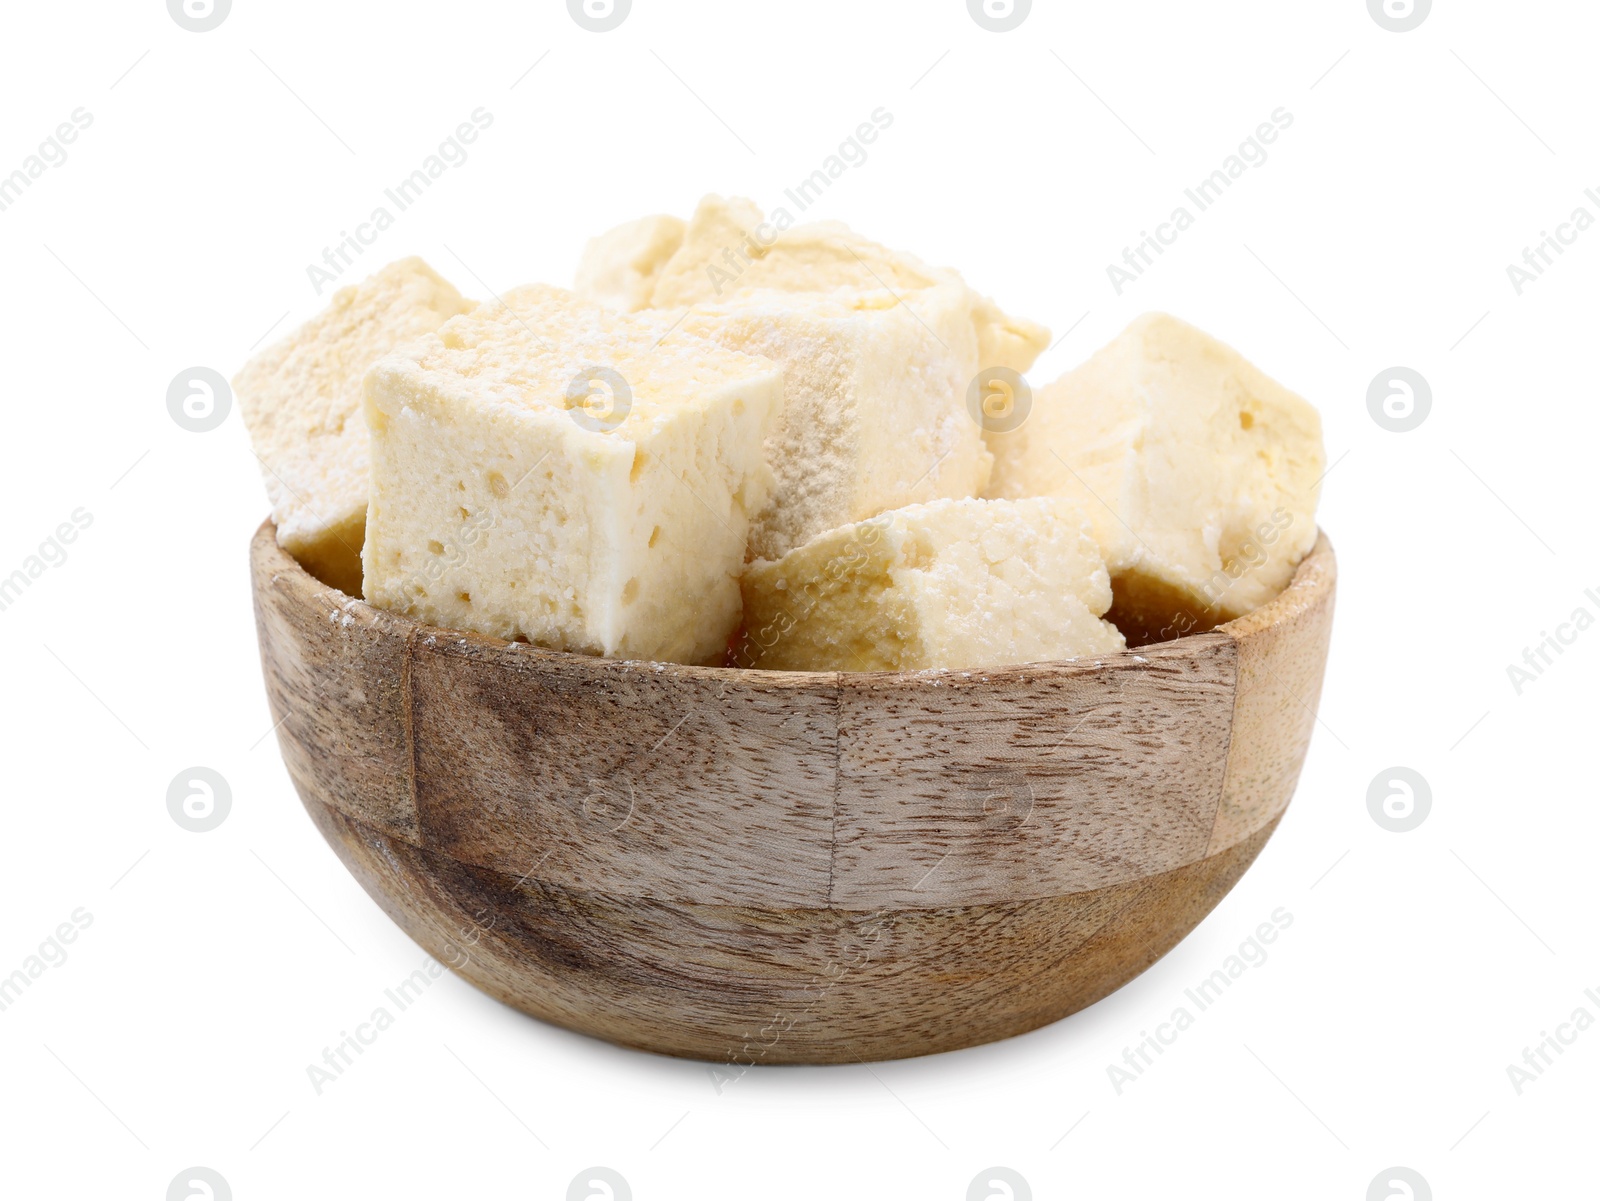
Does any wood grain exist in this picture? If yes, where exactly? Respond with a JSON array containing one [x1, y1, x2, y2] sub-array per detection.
[[1209, 532, 1337, 854], [251, 521, 1335, 1062], [830, 638, 1238, 908], [307, 795, 1280, 1063], [252, 547, 419, 842], [408, 638, 836, 908]]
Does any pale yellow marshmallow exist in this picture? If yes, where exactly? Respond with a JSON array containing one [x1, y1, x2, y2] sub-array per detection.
[[573, 213, 686, 312], [582, 194, 1051, 374], [986, 313, 1325, 636], [234, 257, 473, 594], [361, 284, 782, 665], [738, 497, 1125, 672], [677, 285, 990, 561]]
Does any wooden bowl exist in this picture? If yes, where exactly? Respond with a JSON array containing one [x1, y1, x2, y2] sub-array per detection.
[[251, 522, 1335, 1064]]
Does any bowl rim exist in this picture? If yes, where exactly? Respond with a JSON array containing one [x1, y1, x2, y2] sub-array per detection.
[[254, 520, 1335, 690]]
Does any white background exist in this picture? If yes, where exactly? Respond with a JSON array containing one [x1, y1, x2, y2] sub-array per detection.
[[0, 1, 1593, 1197]]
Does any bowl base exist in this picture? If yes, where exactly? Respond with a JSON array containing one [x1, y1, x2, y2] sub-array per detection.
[[304, 795, 1279, 1064]]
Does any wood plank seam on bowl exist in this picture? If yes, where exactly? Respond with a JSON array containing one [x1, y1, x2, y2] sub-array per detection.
[[302, 794, 1281, 1063], [401, 621, 421, 846], [984, 813, 1284, 1036], [252, 520, 1334, 1063], [251, 523, 422, 844], [392, 627, 1243, 912], [252, 522, 1333, 909], [406, 634, 839, 909], [1208, 532, 1336, 855], [826, 676, 843, 908], [863, 815, 1283, 1056]]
